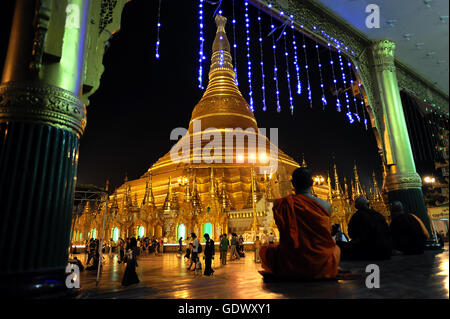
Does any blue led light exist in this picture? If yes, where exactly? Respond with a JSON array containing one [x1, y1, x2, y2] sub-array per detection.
[[271, 18, 281, 112], [283, 31, 294, 114], [244, 1, 254, 111], [290, 19, 302, 95], [346, 60, 360, 122], [301, 33, 313, 108], [232, 0, 238, 85], [258, 10, 267, 111], [198, 0, 205, 89], [155, 0, 162, 59], [328, 46, 341, 112], [315, 44, 327, 109], [338, 52, 353, 123]]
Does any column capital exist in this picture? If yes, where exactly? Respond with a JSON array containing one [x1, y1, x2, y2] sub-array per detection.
[[371, 39, 396, 73], [0, 81, 86, 138]]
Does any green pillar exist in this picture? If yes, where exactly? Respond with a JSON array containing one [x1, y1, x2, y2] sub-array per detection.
[[370, 39, 431, 234], [0, 0, 89, 296]]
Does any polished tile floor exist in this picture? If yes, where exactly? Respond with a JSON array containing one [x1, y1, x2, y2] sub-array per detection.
[[77, 245, 449, 299]]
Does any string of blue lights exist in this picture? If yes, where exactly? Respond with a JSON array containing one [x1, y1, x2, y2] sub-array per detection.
[[257, 9, 267, 111], [270, 17, 281, 112], [328, 44, 341, 112], [198, 0, 205, 89], [338, 52, 354, 123], [290, 18, 302, 95], [231, 0, 239, 86], [283, 31, 294, 114], [346, 60, 361, 122], [155, 0, 162, 59], [301, 33, 313, 108], [315, 44, 327, 109], [243, 1, 254, 111]]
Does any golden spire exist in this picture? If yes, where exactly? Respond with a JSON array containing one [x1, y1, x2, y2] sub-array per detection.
[[143, 171, 155, 207], [327, 173, 333, 202], [301, 154, 307, 167], [334, 164, 341, 198], [353, 163, 364, 199], [188, 14, 257, 133], [163, 176, 178, 211], [372, 171, 382, 201], [344, 177, 349, 200]]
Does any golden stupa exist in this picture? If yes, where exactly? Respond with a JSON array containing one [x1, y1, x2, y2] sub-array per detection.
[[71, 15, 389, 245], [105, 15, 299, 242]]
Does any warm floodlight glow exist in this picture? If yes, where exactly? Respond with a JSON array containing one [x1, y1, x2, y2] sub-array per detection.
[[424, 176, 435, 184], [259, 153, 268, 163]]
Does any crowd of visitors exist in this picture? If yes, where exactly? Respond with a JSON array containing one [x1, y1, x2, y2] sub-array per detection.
[[75, 167, 444, 287]]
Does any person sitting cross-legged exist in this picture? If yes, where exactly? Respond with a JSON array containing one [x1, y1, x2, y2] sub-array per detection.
[[338, 196, 392, 260], [390, 200, 429, 255], [259, 167, 340, 280]]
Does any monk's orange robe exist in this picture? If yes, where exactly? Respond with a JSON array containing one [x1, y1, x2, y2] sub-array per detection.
[[259, 194, 340, 279]]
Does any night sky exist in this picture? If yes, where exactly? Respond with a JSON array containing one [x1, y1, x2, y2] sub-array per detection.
[[1, 0, 384, 192]]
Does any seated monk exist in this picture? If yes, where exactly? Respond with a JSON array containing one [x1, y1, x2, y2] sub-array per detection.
[[339, 197, 392, 260], [259, 167, 340, 280], [390, 201, 430, 255]]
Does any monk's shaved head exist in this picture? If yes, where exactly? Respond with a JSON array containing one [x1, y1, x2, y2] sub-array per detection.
[[355, 196, 369, 210], [390, 201, 404, 214], [292, 167, 314, 191]]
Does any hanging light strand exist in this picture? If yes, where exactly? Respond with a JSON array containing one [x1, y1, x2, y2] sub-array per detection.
[[270, 17, 281, 112], [283, 31, 294, 114], [315, 44, 327, 109], [355, 65, 368, 130], [231, 0, 238, 85], [257, 10, 267, 111], [244, 1, 254, 111], [328, 44, 341, 112], [198, 0, 205, 89], [301, 33, 313, 108], [346, 60, 361, 122], [290, 18, 302, 95], [338, 52, 354, 124], [155, 0, 162, 59]]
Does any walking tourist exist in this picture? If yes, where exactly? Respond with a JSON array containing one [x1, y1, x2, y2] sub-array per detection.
[[219, 234, 229, 265], [254, 236, 261, 263], [229, 233, 240, 261], [184, 235, 192, 260], [203, 233, 215, 276], [178, 236, 183, 254], [122, 237, 140, 286], [187, 233, 200, 271], [259, 167, 340, 279]]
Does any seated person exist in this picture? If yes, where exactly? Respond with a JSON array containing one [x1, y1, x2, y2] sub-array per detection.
[[390, 201, 429, 255], [259, 167, 340, 280], [339, 197, 392, 260]]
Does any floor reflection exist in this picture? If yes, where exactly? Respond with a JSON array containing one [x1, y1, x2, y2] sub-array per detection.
[[78, 246, 449, 299]]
